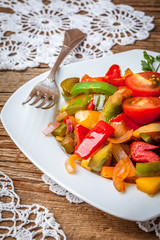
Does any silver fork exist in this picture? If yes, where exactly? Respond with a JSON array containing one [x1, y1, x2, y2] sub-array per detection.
[[22, 29, 87, 109]]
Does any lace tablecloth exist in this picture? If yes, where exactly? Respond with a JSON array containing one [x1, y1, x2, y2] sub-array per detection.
[[0, 0, 159, 239]]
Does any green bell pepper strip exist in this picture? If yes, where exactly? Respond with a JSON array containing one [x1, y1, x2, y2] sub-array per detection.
[[65, 95, 92, 115], [100, 91, 123, 124], [136, 161, 160, 177], [51, 122, 67, 137], [88, 142, 112, 172], [70, 82, 117, 97]]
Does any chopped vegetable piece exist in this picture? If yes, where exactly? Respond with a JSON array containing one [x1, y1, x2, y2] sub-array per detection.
[[107, 129, 133, 144], [65, 95, 92, 115], [125, 72, 160, 97], [100, 91, 123, 123], [75, 120, 115, 160], [61, 77, 79, 94], [130, 141, 160, 163], [43, 122, 60, 136], [122, 97, 160, 124], [110, 113, 141, 130], [65, 154, 82, 174], [112, 144, 136, 177], [136, 161, 160, 177], [81, 74, 106, 82], [81, 158, 91, 171], [149, 132, 160, 143], [55, 136, 64, 142], [87, 99, 94, 110], [56, 110, 68, 122], [52, 122, 67, 137], [140, 133, 153, 144], [106, 64, 122, 79], [75, 110, 100, 129], [103, 64, 126, 86], [113, 157, 130, 180], [88, 143, 112, 172], [112, 143, 128, 161], [61, 135, 75, 154], [66, 118, 74, 134], [113, 177, 125, 192], [133, 123, 160, 139], [110, 122, 130, 138], [74, 124, 90, 148], [124, 68, 133, 77], [136, 176, 160, 196], [70, 82, 117, 97], [101, 166, 114, 178], [93, 94, 107, 111]]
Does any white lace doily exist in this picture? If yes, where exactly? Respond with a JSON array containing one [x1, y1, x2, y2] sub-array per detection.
[[0, 170, 66, 239], [0, 0, 154, 70], [42, 174, 83, 204]]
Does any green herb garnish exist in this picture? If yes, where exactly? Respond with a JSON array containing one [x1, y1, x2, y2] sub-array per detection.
[[141, 51, 160, 72]]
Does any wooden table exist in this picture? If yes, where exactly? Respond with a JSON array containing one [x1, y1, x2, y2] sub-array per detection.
[[0, 0, 160, 239]]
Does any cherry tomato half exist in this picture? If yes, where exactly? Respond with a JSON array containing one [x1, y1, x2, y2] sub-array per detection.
[[125, 72, 160, 97], [122, 97, 160, 124]]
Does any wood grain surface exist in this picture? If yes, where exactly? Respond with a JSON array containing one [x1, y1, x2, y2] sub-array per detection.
[[0, 0, 160, 239]]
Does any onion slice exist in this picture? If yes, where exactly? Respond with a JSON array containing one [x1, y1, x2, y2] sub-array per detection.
[[42, 122, 60, 136], [107, 129, 133, 143], [133, 123, 160, 139], [66, 118, 74, 134]]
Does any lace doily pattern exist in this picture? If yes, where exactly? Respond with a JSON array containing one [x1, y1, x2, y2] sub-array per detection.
[[42, 174, 83, 204], [137, 218, 160, 239], [0, 171, 66, 240], [0, 0, 154, 70]]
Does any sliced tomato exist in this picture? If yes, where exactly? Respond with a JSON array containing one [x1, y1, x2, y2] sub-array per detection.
[[125, 72, 160, 97], [122, 97, 160, 124]]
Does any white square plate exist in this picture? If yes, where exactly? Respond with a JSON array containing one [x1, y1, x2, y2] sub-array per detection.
[[1, 49, 160, 221]]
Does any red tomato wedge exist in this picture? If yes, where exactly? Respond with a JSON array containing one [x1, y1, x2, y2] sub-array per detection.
[[125, 72, 160, 97], [122, 97, 160, 124]]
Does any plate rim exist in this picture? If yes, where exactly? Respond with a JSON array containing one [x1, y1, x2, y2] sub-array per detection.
[[1, 49, 160, 222]]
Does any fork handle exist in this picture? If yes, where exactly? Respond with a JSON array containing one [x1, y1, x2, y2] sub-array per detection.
[[48, 29, 87, 80]]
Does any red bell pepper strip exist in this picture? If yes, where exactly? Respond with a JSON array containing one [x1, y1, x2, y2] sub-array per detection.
[[130, 141, 160, 163], [75, 120, 115, 159], [106, 64, 122, 79], [104, 64, 125, 86], [63, 116, 69, 124], [87, 99, 94, 110], [110, 113, 141, 130], [74, 124, 90, 149]]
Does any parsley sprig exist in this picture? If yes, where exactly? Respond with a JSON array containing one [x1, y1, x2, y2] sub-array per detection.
[[141, 51, 160, 72]]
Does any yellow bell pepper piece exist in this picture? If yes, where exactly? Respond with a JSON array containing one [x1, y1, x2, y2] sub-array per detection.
[[81, 158, 91, 171], [136, 176, 160, 196], [75, 110, 100, 129]]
